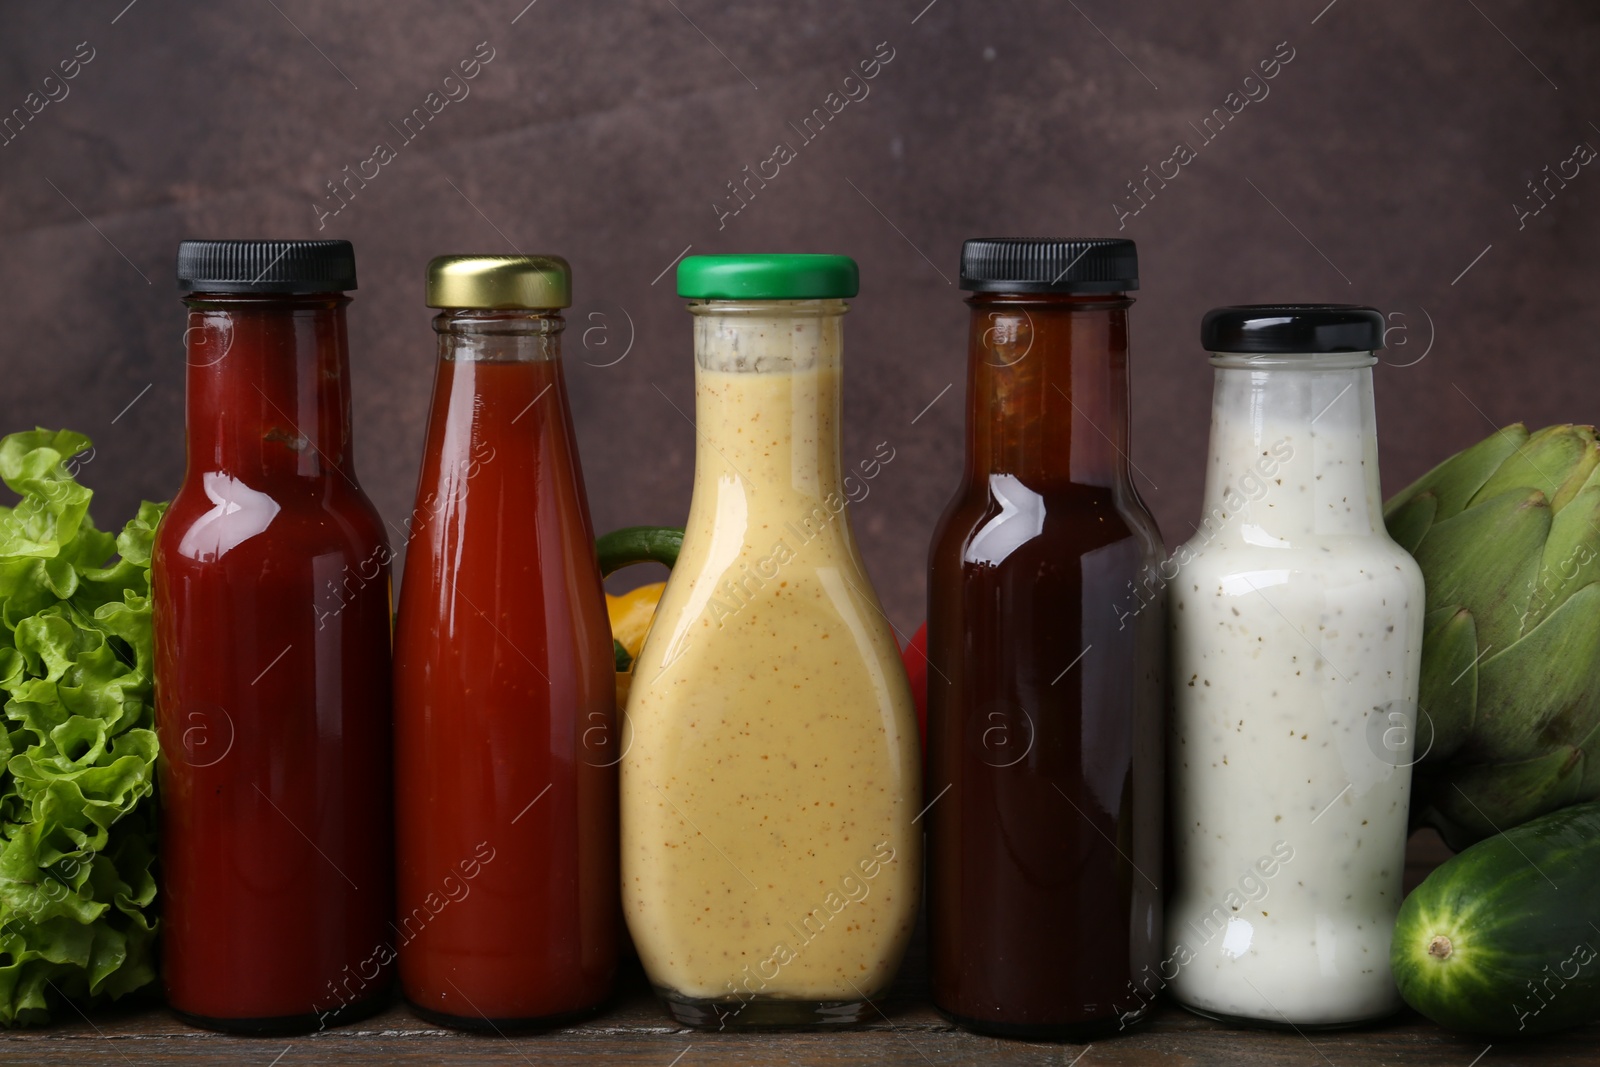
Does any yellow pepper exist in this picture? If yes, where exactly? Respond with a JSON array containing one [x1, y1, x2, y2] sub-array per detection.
[[596, 526, 683, 709], [607, 581, 665, 708]]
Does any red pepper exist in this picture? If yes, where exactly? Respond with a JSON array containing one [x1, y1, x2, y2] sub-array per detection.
[[901, 621, 929, 758]]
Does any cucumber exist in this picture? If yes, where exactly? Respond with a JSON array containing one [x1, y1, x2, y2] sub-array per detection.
[[596, 525, 683, 578], [1391, 800, 1600, 1036]]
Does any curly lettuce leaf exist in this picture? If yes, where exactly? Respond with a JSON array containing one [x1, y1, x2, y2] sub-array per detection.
[[0, 429, 164, 1026]]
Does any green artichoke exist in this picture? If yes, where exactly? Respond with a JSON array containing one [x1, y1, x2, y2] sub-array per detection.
[[1385, 423, 1600, 850]]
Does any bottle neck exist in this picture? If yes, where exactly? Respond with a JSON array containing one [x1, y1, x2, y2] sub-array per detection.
[[689, 299, 847, 501], [433, 307, 565, 362], [1200, 352, 1384, 543], [182, 292, 356, 482], [963, 292, 1133, 489]]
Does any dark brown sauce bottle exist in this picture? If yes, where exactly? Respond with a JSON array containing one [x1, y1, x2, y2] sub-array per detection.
[[926, 239, 1165, 1039]]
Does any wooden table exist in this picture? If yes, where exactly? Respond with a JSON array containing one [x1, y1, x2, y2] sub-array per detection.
[[6, 833, 1594, 1065]]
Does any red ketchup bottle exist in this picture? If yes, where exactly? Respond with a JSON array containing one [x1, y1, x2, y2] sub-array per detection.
[[153, 240, 395, 1033], [392, 255, 617, 1028]]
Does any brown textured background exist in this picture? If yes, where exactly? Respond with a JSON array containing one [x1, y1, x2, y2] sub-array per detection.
[[1, 0, 1597, 630]]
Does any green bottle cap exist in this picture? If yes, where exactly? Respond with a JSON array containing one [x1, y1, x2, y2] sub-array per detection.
[[676, 254, 859, 300]]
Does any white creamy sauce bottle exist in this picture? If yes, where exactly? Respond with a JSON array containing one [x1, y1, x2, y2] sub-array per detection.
[[1166, 305, 1425, 1028]]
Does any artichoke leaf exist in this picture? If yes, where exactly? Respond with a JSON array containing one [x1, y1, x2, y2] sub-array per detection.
[[1471, 583, 1600, 761], [1385, 491, 1437, 556], [1469, 423, 1600, 514], [1572, 714, 1600, 807], [1410, 487, 1549, 652], [1419, 745, 1584, 850], [1385, 422, 1528, 524], [1520, 482, 1600, 636], [1415, 606, 1478, 762]]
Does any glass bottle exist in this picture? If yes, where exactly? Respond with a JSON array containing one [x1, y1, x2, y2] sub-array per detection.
[[1167, 305, 1424, 1028], [153, 239, 393, 1033], [926, 238, 1166, 1038], [621, 254, 921, 1029], [392, 255, 617, 1028]]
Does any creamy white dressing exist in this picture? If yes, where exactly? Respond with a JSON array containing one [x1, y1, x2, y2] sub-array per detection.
[[1167, 352, 1425, 1026]]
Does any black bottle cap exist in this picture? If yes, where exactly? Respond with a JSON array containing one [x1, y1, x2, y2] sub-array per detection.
[[177, 239, 357, 293], [1201, 304, 1384, 354], [959, 238, 1138, 294]]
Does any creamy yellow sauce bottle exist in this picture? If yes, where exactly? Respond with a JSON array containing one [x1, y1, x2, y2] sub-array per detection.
[[621, 255, 921, 1029]]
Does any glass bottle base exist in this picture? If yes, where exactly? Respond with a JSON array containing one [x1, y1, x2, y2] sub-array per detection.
[[656, 987, 875, 1030], [407, 998, 604, 1034], [172, 989, 390, 1035], [1177, 998, 1400, 1032]]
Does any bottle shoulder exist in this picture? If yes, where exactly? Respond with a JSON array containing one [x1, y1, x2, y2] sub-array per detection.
[[158, 470, 387, 569], [932, 475, 1162, 567], [1171, 533, 1424, 590], [629, 556, 913, 718]]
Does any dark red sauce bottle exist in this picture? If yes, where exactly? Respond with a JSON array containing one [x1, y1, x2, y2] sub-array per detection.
[[153, 240, 394, 1034]]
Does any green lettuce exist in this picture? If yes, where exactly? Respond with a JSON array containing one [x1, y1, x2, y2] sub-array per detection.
[[0, 429, 165, 1026]]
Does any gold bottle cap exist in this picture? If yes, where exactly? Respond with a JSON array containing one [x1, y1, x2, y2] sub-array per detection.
[[425, 254, 572, 309]]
